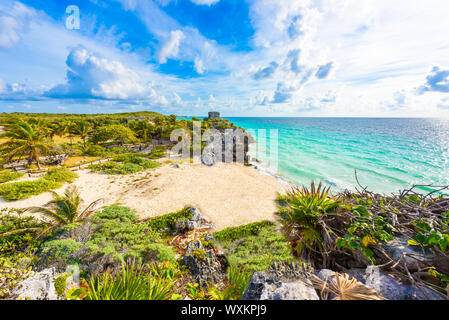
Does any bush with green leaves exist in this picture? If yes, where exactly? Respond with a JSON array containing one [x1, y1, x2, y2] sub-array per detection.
[[0, 256, 34, 298], [0, 179, 61, 201], [38, 238, 84, 266], [214, 221, 275, 243], [0, 172, 24, 184], [43, 167, 78, 183], [40, 206, 175, 271], [0, 211, 45, 256], [54, 274, 71, 297], [148, 147, 166, 159], [409, 218, 449, 253], [216, 223, 294, 272], [88, 153, 160, 175], [111, 153, 145, 162], [84, 145, 106, 156], [85, 207, 172, 264], [0, 167, 78, 201], [144, 206, 193, 233]]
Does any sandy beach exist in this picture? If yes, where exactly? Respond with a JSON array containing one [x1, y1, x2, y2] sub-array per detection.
[[0, 162, 290, 231]]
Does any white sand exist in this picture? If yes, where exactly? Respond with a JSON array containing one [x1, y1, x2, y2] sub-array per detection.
[[0, 162, 290, 231]]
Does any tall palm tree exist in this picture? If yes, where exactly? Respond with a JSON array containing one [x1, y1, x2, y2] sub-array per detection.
[[130, 120, 151, 144], [53, 119, 75, 145], [72, 121, 92, 147], [0, 119, 50, 169], [25, 185, 102, 237]]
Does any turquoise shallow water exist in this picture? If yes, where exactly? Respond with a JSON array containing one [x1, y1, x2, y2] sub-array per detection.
[[224, 118, 449, 194]]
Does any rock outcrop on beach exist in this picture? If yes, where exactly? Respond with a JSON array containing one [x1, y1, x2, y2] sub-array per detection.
[[173, 207, 214, 234], [182, 240, 226, 287], [201, 128, 255, 167]]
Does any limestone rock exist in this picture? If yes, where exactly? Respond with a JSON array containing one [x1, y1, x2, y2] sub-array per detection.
[[182, 240, 225, 286], [364, 267, 446, 300], [12, 268, 60, 300], [383, 236, 431, 272], [316, 267, 447, 300], [260, 282, 320, 300], [174, 207, 214, 234], [242, 272, 319, 300]]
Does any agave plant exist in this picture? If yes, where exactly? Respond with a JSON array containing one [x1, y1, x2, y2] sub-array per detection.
[[86, 262, 174, 300], [275, 182, 339, 263], [25, 185, 102, 237], [224, 265, 252, 300]]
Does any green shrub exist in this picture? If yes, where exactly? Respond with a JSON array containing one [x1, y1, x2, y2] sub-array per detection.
[[85, 145, 105, 156], [39, 239, 83, 264], [0, 172, 24, 184], [43, 167, 78, 183], [0, 212, 45, 256], [0, 168, 78, 201], [217, 224, 294, 272], [109, 162, 143, 175], [85, 206, 164, 263], [112, 153, 145, 162], [0, 257, 34, 298], [140, 243, 176, 264], [148, 149, 166, 159], [88, 156, 159, 175], [214, 220, 275, 243], [88, 161, 119, 171], [224, 265, 252, 300], [145, 207, 193, 233], [0, 179, 61, 201], [90, 206, 138, 224], [54, 274, 70, 297]]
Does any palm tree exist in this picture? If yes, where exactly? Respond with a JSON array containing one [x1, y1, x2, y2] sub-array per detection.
[[53, 119, 75, 145], [0, 119, 51, 169], [72, 121, 92, 147], [130, 120, 151, 144], [25, 185, 102, 237]]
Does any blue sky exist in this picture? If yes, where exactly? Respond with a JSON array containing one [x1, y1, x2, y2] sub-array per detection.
[[1, 0, 449, 116]]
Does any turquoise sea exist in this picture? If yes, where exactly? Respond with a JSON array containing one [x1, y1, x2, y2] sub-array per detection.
[[224, 118, 449, 194]]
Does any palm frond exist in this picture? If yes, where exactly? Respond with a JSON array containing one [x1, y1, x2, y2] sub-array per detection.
[[308, 272, 387, 300], [0, 227, 43, 238]]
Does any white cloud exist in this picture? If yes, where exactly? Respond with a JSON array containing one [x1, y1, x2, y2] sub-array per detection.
[[0, 1, 35, 48], [45, 46, 158, 101], [155, 0, 220, 6], [194, 56, 205, 74], [190, 0, 220, 5], [158, 30, 185, 64], [173, 92, 182, 104]]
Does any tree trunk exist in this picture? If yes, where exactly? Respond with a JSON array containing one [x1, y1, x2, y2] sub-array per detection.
[[34, 152, 41, 170]]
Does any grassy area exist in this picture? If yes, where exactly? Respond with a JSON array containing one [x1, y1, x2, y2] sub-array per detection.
[[0, 167, 78, 201], [64, 156, 100, 167], [52, 135, 82, 144], [214, 222, 296, 272], [0, 172, 25, 184], [88, 153, 160, 175]]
